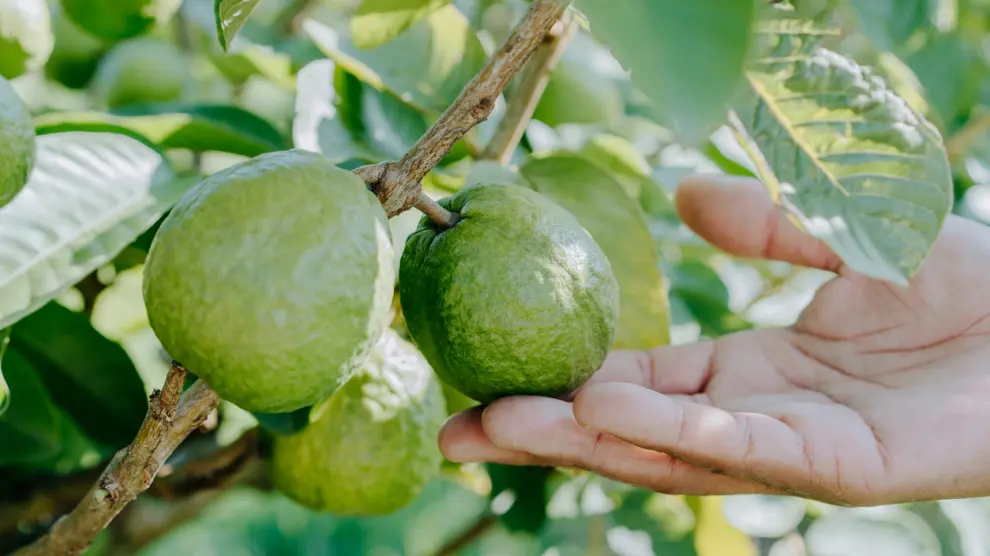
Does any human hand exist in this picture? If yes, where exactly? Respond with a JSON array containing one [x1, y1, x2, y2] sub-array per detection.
[[438, 175, 990, 506]]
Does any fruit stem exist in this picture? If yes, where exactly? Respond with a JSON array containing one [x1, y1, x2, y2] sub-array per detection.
[[415, 192, 460, 229]]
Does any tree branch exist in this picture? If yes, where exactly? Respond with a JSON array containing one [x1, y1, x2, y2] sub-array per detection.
[[14, 364, 219, 556], [482, 14, 577, 164], [354, 0, 571, 220]]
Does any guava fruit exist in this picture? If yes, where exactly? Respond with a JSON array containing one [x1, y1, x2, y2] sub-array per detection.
[[0, 0, 53, 79], [532, 56, 624, 127], [143, 149, 396, 414], [91, 36, 187, 108], [44, 4, 106, 89], [60, 0, 181, 41], [0, 75, 35, 207], [271, 328, 446, 516], [399, 183, 620, 403]]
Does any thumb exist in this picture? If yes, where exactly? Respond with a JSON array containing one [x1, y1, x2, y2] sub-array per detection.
[[675, 175, 843, 273]]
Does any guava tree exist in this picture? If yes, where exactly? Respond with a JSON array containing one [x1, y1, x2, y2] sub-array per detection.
[[0, 0, 986, 554]]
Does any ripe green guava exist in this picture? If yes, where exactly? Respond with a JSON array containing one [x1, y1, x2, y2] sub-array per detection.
[[399, 183, 620, 403], [60, 0, 181, 41], [143, 149, 396, 414], [0, 0, 53, 79], [91, 36, 187, 108], [0, 75, 35, 207], [271, 328, 446, 516], [44, 4, 106, 89]]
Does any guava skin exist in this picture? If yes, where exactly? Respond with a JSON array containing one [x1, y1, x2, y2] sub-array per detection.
[[142, 149, 396, 414], [0, 75, 35, 207], [399, 183, 620, 403], [0, 0, 54, 79], [91, 37, 188, 108], [60, 0, 181, 41], [271, 329, 446, 516]]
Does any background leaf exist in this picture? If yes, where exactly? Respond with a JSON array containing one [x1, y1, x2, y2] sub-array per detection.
[[737, 21, 954, 285], [351, 0, 451, 49], [9, 302, 148, 448], [215, 0, 261, 52], [520, 153, 671, 350], [35, 104, 289, 157], [573, 0, 758, 142], [303, 5, 487, 113], [0, 131, 189, 330], [253, 406, 312, 436], [486, 464, 554, 534], [0, 348, 62, 466]]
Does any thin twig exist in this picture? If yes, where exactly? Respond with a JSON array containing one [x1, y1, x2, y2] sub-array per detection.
[[14, 364, 219, 556], [433, 513, 497, 556], [482, 15, 577, 164], [414, 192, 460, 229], [353, 0, 571, 218]]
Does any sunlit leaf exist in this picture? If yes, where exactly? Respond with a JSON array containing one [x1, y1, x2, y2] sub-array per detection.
[[521, 154, 670, 349], [689, 496, 756, 556], [738, 19, 954, 285], [574, 0, 758, 143], [10, 302, 148, 448], [215, 0, 261, 52], [35, 104, 288, 157], [351, 0, 451, 49], [0, 132, 190, 330], [720, 495, 806, 538], [303, 5, 487, 113]]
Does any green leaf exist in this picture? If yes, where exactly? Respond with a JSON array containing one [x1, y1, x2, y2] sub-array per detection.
[[847, 0, 932, 50], [215, 0, 261, 52], [35, 104, 289, 158], [520, 154, 671, 349], [0, 132, 190, 330], [9, 302, 148, 448], [0, 329, 9, 418], [0, 348, 61, 466], [905, 32, 988, 128], [303, 5, 487, 113], [293, 59, 428, 163], [574, 0, 758, 143], [738, 20, 954, 285], [351, 0, 451, 49], [668, 260, 752, 337]]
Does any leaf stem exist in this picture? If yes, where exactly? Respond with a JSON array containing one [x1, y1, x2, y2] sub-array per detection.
[[432, 512, 497, 556], [482, 14, 577, 164], [13, 364, 219, 556], [353, 0, 571, 218]]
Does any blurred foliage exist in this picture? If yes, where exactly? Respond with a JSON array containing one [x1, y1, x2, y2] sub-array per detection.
[[0, 0, 989, 554]]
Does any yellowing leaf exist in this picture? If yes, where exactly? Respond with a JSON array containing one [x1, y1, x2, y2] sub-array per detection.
[[520, 154, 670, 350], [738, 17, 953, 285]]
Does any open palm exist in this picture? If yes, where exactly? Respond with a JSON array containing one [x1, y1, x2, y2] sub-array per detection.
[[439, 175, 990, 506]]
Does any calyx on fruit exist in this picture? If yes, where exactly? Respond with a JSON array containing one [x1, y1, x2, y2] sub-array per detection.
[[142, 149, 395, 414], [60, 0, 181, 41], [91, 36, 188, 108], [271, 328, 446, 516], [0, 75, 35, 208], [399, 183, 620, 403], [0, 0, 53, 79]]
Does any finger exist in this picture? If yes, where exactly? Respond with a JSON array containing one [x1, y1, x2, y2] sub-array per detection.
[[573, 383, 818, 498], [675, 175, 843, 272], [480, 396, 779, 496], [439, 407, 547, 466], [577, 341, 716, 395]]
